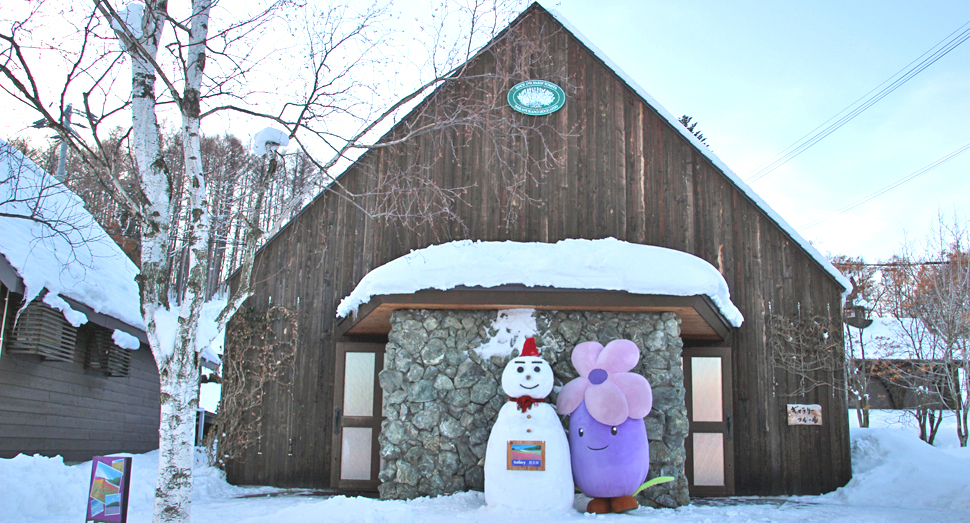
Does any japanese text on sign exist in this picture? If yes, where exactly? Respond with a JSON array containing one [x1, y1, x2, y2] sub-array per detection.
[[787, 404, 822, 426]]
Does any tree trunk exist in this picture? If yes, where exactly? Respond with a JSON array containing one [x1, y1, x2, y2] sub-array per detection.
[[153, 342, 201, 522], [149, 2, 214, 521]]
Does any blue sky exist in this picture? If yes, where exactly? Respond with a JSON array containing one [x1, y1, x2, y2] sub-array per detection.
[[545, 0, 970, 260]]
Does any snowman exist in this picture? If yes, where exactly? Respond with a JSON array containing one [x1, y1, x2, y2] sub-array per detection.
[[484, 338, 574, 510]]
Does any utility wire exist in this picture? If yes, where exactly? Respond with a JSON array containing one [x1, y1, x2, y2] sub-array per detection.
[[798, 141, 970, 231], [745, 18, 970, 184]]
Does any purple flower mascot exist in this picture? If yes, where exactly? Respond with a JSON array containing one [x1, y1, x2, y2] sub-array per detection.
[[556, 339, 653, 514]]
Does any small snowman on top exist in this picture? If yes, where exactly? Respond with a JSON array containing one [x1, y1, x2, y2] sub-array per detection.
[[484, 338, 574, 511]]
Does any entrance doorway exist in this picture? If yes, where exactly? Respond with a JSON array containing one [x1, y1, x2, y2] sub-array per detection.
[[683, 346, 734, 496], [330, 342, 385, 491]]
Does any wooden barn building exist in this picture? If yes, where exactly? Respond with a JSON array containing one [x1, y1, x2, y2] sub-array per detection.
[[225, 3, 852, 503]]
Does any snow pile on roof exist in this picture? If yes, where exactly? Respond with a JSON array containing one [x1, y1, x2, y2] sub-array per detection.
[[337, 238, 744, 327], [112, 329, 141, 350], [850, 316, 936, 359], [0, 141, 144, 330], [545, 8, 851, 294]]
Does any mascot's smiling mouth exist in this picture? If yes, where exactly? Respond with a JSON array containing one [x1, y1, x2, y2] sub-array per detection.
[[587, 445, 608, 451], [520, 383, 539, 389]]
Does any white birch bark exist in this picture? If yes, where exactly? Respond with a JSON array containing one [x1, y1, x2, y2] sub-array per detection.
[[151, 1, 213, 521], [109, 0, 213, 520]]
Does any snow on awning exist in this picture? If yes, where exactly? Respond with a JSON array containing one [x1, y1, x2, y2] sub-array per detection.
[[337, 238, 743, 339]]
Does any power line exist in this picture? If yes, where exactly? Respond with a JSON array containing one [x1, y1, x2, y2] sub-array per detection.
[[745, 18, 970, 184], [798, 141, 970, 231]]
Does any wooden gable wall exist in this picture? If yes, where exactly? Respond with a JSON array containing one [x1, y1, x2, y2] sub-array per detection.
[[227, 4, 850, 495]]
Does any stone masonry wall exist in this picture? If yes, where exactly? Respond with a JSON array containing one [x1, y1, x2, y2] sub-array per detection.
[[377, 309, 689, 508]]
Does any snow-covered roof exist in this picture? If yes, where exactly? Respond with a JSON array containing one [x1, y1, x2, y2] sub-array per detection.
[[0, 141, 144, 333], [544, 6, 850, 293], [852, 316, 940, 360], [337, 238, 744, 327]]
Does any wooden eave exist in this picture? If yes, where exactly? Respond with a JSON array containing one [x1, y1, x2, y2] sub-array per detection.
[[337, 285, 733, 341]]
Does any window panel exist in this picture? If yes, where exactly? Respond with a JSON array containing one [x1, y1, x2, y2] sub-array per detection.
[[340, 427, 373, 480], [691, 356, 723, 422], [693, 432, 725, 486], [343, 352, 375, 417]]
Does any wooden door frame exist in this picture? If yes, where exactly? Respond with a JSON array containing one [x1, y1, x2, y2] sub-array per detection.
[[683, 346, 735, 497], [330, 341, 385, 492]]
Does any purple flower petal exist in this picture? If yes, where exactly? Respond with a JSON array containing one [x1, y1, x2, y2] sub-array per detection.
[[596, 339, 640, 374], [585, 379, 629, 426], [556, 376, 589, 415], [571, 341, 603, 377], [611, 372, 653, 418]]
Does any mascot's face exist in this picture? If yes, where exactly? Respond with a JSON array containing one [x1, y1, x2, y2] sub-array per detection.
[[568, 401, 650, 498], [502, 356, 554, 399]]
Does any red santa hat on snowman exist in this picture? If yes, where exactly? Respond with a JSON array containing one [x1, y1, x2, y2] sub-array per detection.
[[508, 337, 545, 412]]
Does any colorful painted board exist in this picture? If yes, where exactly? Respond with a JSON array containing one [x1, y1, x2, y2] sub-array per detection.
[[86, 456, 132, 523], [506, 440, 545, 471]]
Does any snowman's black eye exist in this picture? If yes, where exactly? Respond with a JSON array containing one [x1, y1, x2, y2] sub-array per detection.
[[611, 426, 618, 436], [534, 366, 541, 373], [578, 428, 584, 437], [517, 366, 524, 373]]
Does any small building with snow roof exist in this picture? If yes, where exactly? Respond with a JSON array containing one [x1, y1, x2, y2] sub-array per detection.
[[849, 317, 958, 411], [0, 141, 161, 462], [224, 3, 852, 504]]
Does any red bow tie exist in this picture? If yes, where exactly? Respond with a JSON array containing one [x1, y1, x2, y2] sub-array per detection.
[[510, 396, 544, 412]]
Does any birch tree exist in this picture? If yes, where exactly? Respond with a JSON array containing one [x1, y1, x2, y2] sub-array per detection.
[[1, 0, 561, 520]]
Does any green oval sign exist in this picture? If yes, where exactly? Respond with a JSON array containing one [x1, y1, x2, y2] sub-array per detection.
[[508, 80, 565, 116]]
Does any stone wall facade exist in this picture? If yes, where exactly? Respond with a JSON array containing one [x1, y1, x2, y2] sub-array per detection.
[[377, 308, 689, 508]]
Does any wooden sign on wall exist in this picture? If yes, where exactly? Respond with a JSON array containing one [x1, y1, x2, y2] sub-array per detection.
[[787, 404, 822, 426]]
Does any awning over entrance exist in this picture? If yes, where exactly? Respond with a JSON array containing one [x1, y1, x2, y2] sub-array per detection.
[[337, 284, 732, 341]]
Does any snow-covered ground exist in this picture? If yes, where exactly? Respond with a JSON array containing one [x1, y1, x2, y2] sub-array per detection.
[[1, 410, 967, 523]]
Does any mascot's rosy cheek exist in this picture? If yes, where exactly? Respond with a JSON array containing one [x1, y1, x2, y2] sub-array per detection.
[[557, 340, 653, 514]]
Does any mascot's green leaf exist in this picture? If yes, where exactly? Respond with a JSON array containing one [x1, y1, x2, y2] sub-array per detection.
[[633, 476, 675, 496]]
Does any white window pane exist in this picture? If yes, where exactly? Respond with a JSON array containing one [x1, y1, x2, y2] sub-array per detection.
[[693, 432, 725, 486], [341, 427, 373, 480], [343, 352, 375, 417], [692, 357, 723, 422]]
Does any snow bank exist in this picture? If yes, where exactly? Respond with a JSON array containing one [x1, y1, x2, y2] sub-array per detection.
[[0, 423, 968, 522], [0, 449, 272, 523], [820, 427, 970, 511], [337, 238, 743, 327], [0, 142, 143, 331]]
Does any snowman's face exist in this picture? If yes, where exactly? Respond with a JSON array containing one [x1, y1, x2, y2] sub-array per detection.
[[501, 356, 554, 399]]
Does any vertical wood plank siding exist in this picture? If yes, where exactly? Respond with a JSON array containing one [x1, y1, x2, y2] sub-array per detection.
[[227, 6, 851, 495]]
